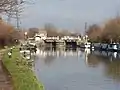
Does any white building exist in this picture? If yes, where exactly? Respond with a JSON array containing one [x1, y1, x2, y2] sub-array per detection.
[[35, 30, 47, 42]]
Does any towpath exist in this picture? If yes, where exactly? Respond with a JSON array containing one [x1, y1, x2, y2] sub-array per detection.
[[0, 51, 13, 90]]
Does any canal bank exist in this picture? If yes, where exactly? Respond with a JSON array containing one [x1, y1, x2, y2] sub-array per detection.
[[0, 49, 13, 90], [2, 48, 44, 90]]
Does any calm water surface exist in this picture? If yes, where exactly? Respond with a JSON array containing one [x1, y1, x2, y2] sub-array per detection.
[[34, 48, 120, 90]]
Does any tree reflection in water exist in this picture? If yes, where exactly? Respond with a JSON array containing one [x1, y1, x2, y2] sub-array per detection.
[[37, 46, 120, 81], [86, 54, 101, 67], [44, 55, 56, 66], [86, 50, 120, 82], [106, 60, 120, 81], [37, 47, 82, 65], [42, 47, 57, 66]]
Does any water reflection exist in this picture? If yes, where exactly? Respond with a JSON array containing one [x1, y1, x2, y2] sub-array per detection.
[[36, 47, 82, 57], [34, 47, 120, 90], [86, 50, 120, 81]]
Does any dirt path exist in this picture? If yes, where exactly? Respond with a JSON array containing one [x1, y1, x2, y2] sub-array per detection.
[[0, 53, 13, 90]]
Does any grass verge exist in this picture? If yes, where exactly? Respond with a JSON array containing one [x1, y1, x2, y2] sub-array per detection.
[[2, 48, 44, 90]]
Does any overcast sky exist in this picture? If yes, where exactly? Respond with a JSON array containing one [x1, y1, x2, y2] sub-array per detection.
[[12, 0, 120, 33]]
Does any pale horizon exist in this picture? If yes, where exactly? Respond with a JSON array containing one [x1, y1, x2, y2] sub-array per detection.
[[4, 0, 120, 33]]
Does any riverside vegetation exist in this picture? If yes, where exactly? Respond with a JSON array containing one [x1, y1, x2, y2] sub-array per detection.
[[2, 47, 44, 90], [86, 17, 120, 43]]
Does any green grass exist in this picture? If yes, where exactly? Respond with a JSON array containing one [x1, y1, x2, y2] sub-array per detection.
[[2, 48, 44, 90]]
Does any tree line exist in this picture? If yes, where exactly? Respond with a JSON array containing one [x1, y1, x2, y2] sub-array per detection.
[[0, 19, 80, 48], [86, 17, 120, 43], [0, 18, 21, 47], [27, 24, 81, 38], [0, 0, 32, 48]]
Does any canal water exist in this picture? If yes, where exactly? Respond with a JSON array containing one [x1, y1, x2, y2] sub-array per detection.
[[34, 48, 120, 90]]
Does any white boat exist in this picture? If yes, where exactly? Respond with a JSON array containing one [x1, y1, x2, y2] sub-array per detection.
[[85, 42, 91, 48], [20, 50, 30, 54]]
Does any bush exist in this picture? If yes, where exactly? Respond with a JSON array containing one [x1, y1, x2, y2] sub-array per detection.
[[0, 18, 20, 47]]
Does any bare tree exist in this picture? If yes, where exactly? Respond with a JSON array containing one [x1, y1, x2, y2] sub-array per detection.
[[0, 0, 33, 29], [86, 24, 102, 42], [0, 0, 24, 14], [0, 0, 24, 30]]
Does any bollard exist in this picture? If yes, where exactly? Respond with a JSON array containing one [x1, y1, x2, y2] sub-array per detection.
[[23, 51, 26, 57], [34, 45, 37, 53], [34, 48, 37, 53], [19, 48, 21, 51], [10, 48, 13, 53], [8, 52, 12, 58], [19, 47, 22, 51]]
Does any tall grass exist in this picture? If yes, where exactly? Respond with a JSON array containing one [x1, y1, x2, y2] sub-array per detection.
[[2, 48, 44, 90]]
